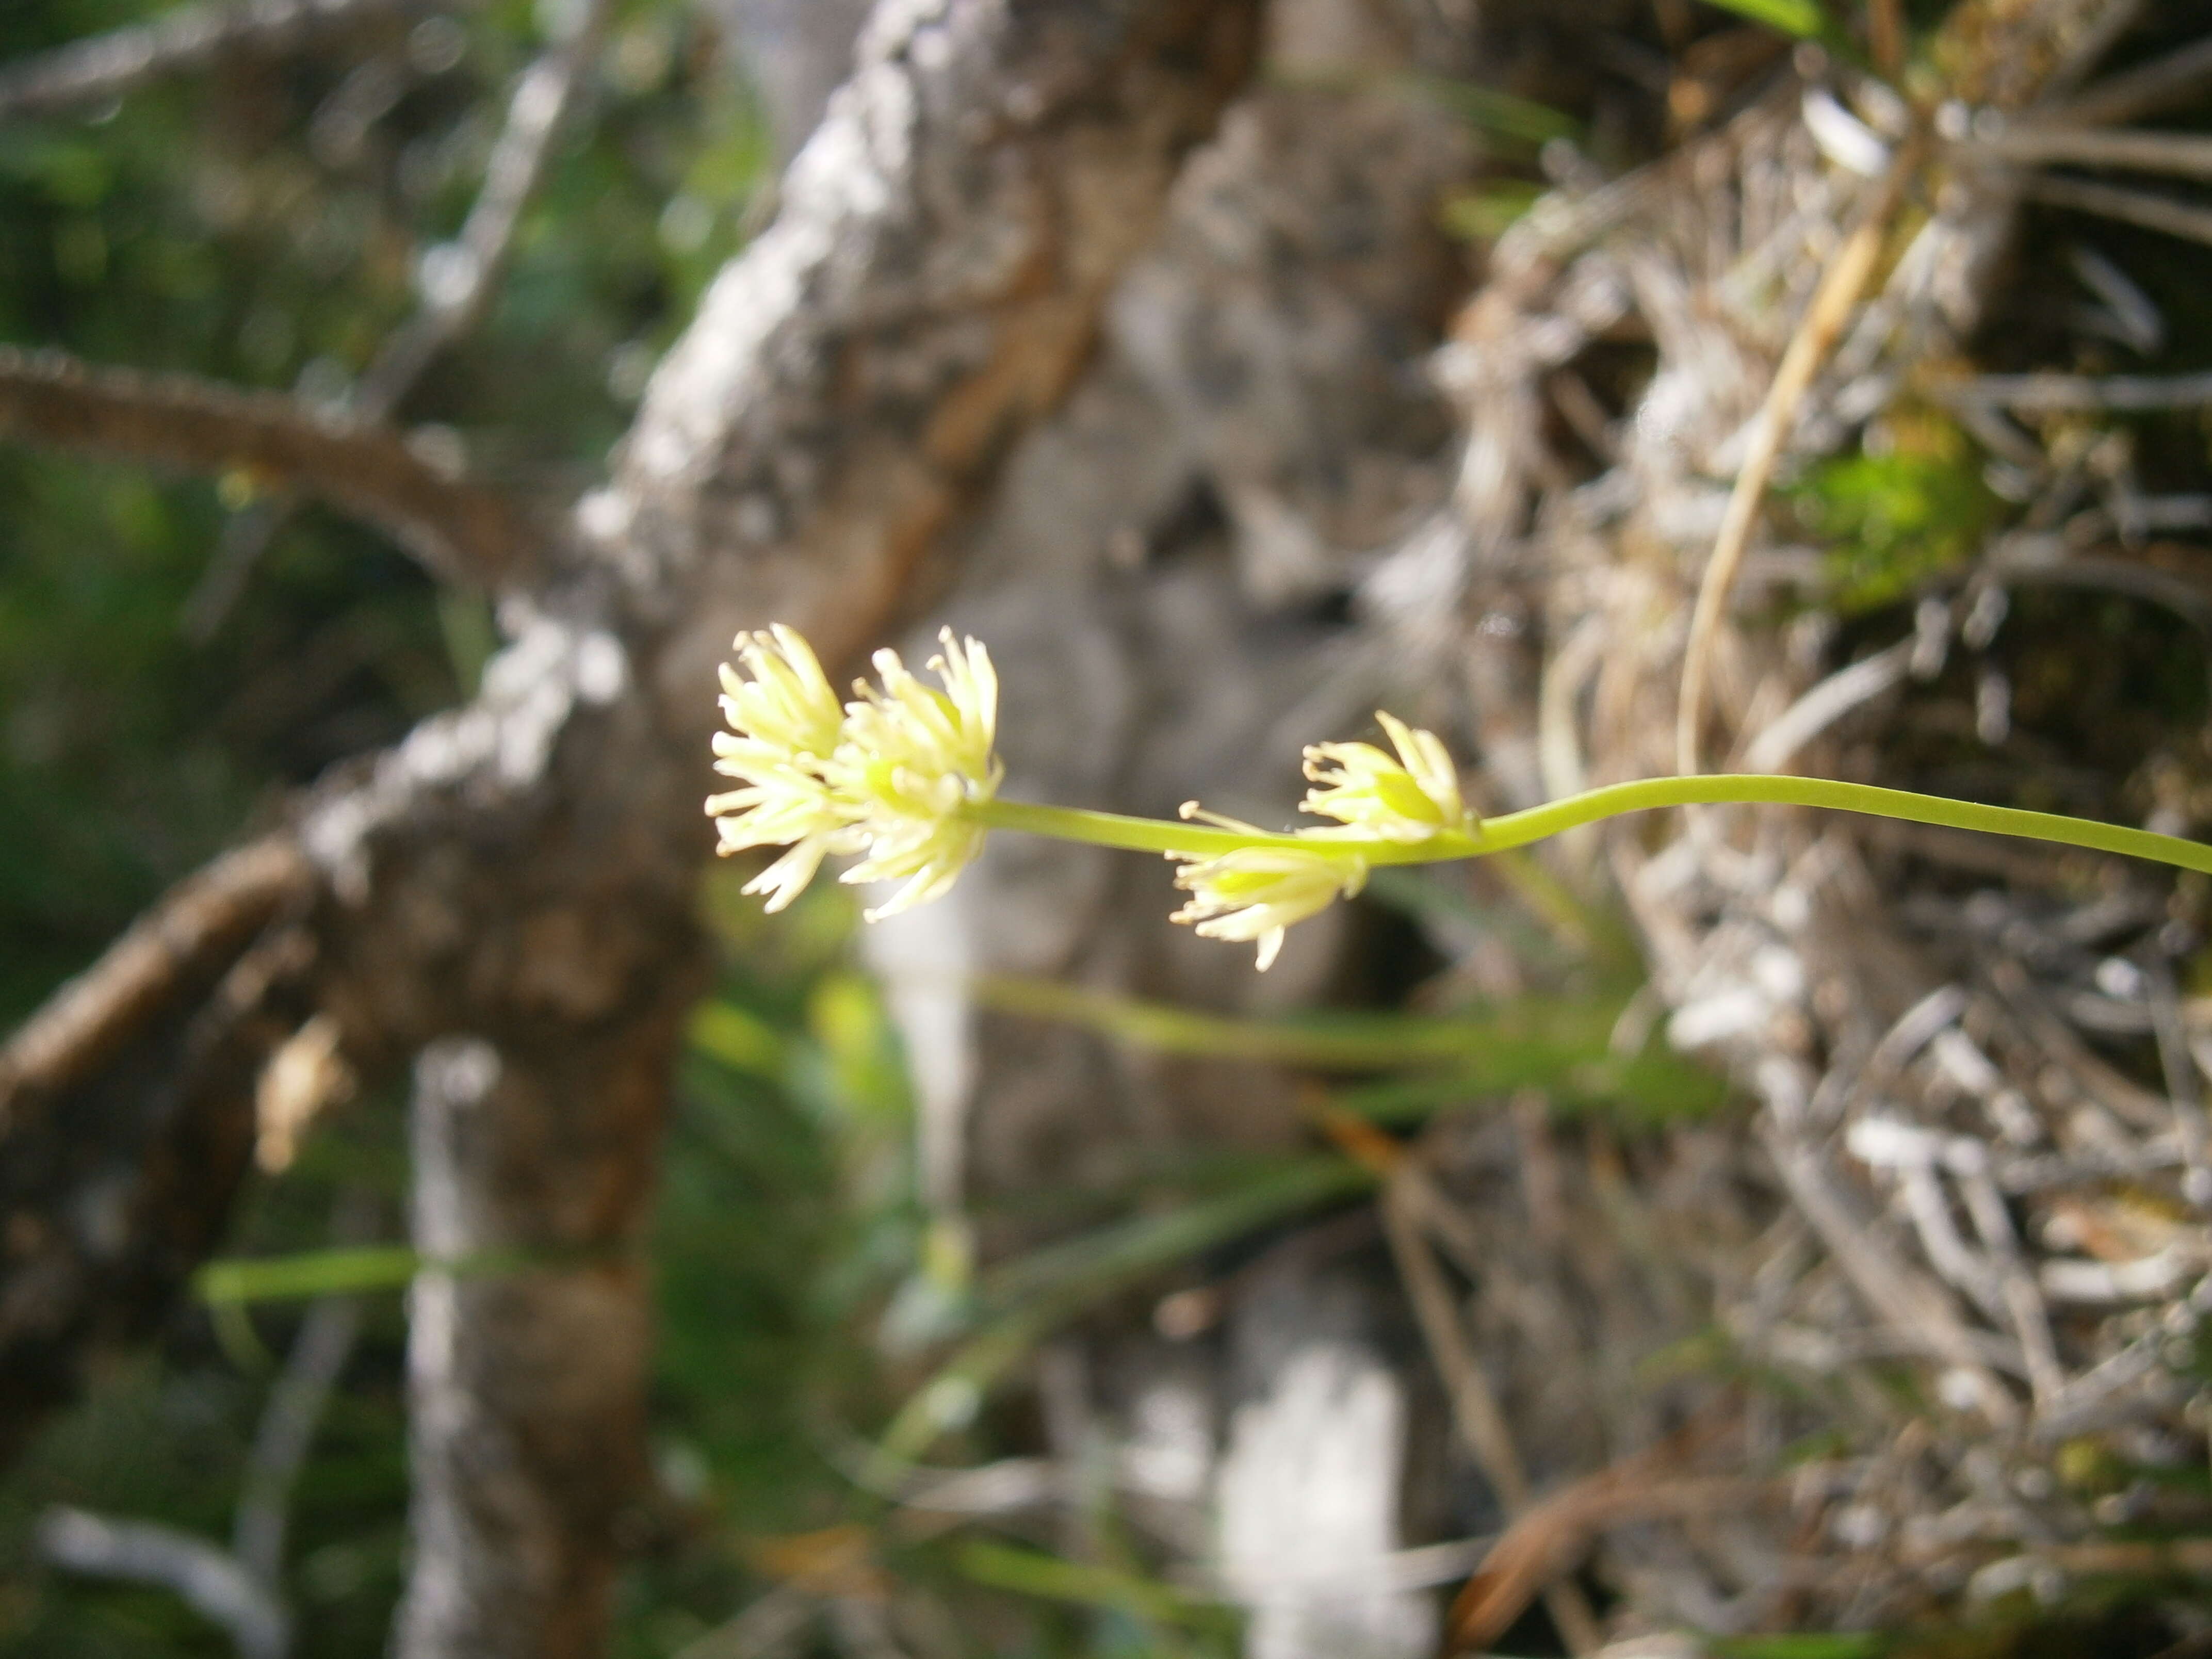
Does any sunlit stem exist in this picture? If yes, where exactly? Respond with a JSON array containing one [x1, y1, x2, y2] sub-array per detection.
[[967, 777, 2212, 877]]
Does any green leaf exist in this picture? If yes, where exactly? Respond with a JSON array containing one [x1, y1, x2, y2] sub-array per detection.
[[871, 1157, 1375, 1467], [689, 998, 787, 1078], [192, 1244, 558, 1304], [1700, 0, 1827, 37], [958, 1541, 1239, 1635], [974, 974, 1726, 1123]]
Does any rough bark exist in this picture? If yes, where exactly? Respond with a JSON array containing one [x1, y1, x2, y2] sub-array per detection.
[[0, 0, 1262, 1650], [394, 1032, 675, 1659]]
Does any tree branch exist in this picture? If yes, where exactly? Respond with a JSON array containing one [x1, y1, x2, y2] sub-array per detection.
[[0, 837, 312, 1120], [0, 0, 444, 123], [0, 346, 528, 587]]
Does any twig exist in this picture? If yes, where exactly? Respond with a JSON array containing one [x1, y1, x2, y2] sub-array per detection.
[[2046, 34, 2212, 131], [1761, 1123, 2021, 1425], [1380, 1169, 1606, 1655], [38, 1507, 290, 1659], [0, 347, 526, 587], [1941, 366, 2212, 412], [355, 0, 608, 418], [2145, 964, 2211, 1206], [1441, 1462, 1773, 1656], [1986, 546, 2212, 633], [672, 1585, 816, 1659], [232, 1190, 378, 1586], [2024, 0, 2146, 109], [22, 1198, 371, 1654], [2027, 173, 2212, 250], [1676, 140, 1918, 773], [0, 0, 444, 123], [1983, 957, 2171, 1132], [1868, 0, 1903, 79], [188, 0, 606, 634], [1741, 636, 1913, 773], [1962, 126, 2212, 180], [234, 1297, 363, 1583], [0, 836, 310, 1125], [193, 0, 601, 632]]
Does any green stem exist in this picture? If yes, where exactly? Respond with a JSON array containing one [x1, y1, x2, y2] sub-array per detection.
[[968, 776, 2212, 877]]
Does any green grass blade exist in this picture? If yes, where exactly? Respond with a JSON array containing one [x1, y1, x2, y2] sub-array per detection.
[[1700, 0, 1826, 36], [979, 974, 1610, 1070], [872, 1158, 1375, 1467], [958, 1541, 1238, 1634], [193, 1243, 554, 1304]]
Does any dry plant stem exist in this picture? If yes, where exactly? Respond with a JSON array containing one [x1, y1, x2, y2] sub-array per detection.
[[2025, 172, 2212, 250], [0, 346, 525, 587], [1443, 1468, 1771, 1655], [1868, 0, 1903, 78], [0, 0, 446, 122], [1945, 367, 2212, 412], [1961, 126, 2212, 178], [234, 1187, 379, 1587], [1762, 1124, 2020, 1426], [2046, 33, 2212, 129], [1381, 1172, 1605, 1655], [1674, 141, 1917, 775], [37, 1507, 289, 1659]]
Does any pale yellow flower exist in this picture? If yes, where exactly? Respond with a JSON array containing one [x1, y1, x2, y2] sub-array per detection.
[[1167, 807, 1368, 972], [707, 626, 863, 912], [1301, 711, 1473, 842], [829, 629, 1004, 920]]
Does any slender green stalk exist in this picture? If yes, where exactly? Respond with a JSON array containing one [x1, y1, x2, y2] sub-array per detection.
[[969, 776, 2212, 877]]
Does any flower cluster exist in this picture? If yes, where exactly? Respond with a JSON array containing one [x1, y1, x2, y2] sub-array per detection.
[[1301, 711, 1474, 840], [707, 626, 1002, 919], [1168, 712, 1475, 969], [707, 622, 1476, 970], [1167, 808, 1370, 974]]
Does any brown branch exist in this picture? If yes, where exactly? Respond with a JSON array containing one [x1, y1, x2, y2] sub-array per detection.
[[0, 0, 446, 123], [0, 837, 312, 1122], [1443, 1469, 1776, 1655], [0, 346, 527, 587]]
